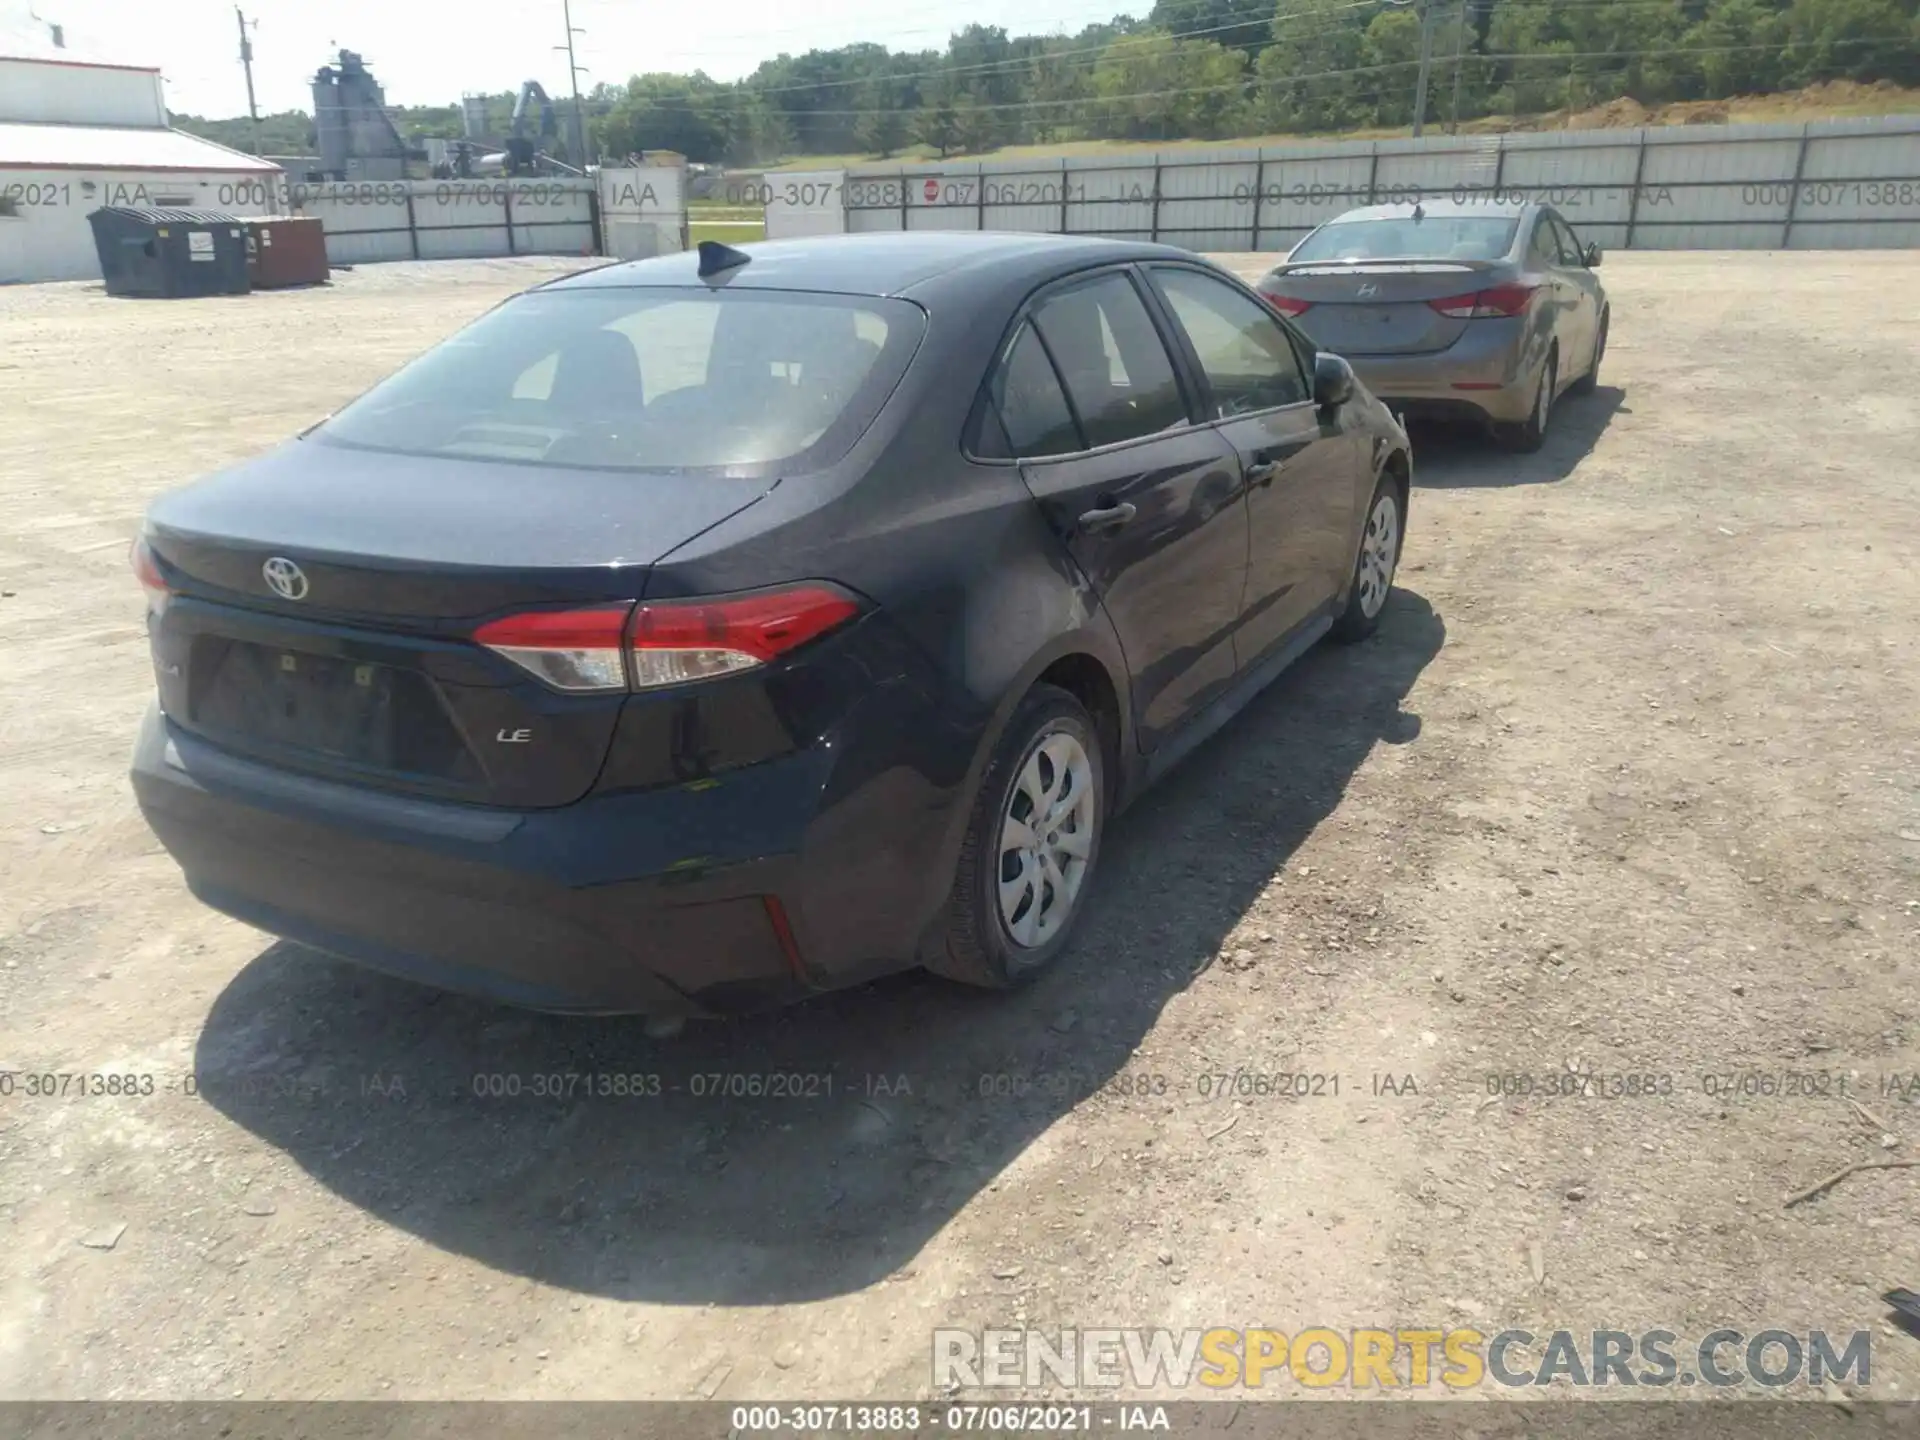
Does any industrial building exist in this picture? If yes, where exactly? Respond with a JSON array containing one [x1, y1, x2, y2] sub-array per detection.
[[0, 22, 281, 284]]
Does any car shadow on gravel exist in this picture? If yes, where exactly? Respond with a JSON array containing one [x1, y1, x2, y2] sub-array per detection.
[[192, 591, 1445, 1305], [1409, 385, 1624, 488]]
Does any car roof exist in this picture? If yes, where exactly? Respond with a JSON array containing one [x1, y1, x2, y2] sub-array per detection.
[[1323, 198, 1538, 223], [542, 231, 1199, 301]]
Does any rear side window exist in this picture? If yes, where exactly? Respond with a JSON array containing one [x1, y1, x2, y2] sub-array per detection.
[[313, 288, 925, 477], [1152, 267, 1310, 417], [1031, 273, 1187, 449], [1526, 218, 1561, 268], [984, 322, 1082, 459], [1551, 214, 1586, 265]]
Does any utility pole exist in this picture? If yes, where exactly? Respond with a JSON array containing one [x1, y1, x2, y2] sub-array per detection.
[[235, 7, 262, 154], [558, 0, 591, 166], [1447, 0, 1471, 135], [1411, 0, 1438, 139]]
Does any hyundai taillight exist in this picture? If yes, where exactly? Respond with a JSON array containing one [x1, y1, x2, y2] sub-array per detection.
[[131, 535, 169, 617], [1263, 292, 1312, 317], [473, 584, 863, 694], [1427, 283, 1539, 319]]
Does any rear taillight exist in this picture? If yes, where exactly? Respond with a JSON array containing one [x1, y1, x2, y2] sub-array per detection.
[[627, 585, 861, 689], [473, 606, 632, 692], [1427, 283, 1539, 319], [474, 584, 862, 694], [131, 536, 169, 616], [1262, 292, 1312, 317]]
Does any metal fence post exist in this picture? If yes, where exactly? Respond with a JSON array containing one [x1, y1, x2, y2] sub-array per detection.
[[1060, 157, 1070, 237], [1491, 135, 1506, 195], [977, 166, 987, 232], [899, 173, 910, 233], [1780, 123, 1812, 250], [1150, 155, 1163, 243], [588, 181, 603, 255], [1366, 146, 1379, 205], [1624, 129, 1648, 250], [1251, 156, 1266, 250], [404, 187, 420, 260], [504, 183, 517, 255]]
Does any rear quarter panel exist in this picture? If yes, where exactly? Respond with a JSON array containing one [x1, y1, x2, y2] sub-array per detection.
[[642, 299, 1136, 972]]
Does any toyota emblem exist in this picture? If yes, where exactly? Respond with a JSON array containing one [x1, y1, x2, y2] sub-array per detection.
[[262, 556, 309, 601]]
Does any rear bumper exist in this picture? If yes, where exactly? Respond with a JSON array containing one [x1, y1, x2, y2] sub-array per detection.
[[1344, 318, 1535, 426], [131, 705, 916, 1016]]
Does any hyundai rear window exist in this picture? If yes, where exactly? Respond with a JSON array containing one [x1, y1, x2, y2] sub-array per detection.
[[1289, 216, 1519, 263], [312, 288, 925, 476]]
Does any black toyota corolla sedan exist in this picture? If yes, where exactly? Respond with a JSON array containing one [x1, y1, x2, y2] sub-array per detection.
[[131, 232, 1412, 1016]]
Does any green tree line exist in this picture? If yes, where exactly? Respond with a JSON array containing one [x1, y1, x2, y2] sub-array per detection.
[[589, 0, 1919, 162], [172, 0, 1918, 164]]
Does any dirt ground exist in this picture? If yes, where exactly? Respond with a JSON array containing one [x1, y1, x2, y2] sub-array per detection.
[[0, 250, 1916, 1405]]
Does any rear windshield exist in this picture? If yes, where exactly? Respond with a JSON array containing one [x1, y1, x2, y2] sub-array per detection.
[[312, 287, 925, 476], [1289, 215, 1519, 263]]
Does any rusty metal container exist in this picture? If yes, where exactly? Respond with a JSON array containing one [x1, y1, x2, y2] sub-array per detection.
[[242, 216, 330, 288]]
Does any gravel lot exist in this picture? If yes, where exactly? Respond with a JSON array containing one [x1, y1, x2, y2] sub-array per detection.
[[1, 250, 1916, 1403]]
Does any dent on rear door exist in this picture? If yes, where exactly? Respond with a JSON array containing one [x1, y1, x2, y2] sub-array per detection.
[[1020, 433, 1248, 749]]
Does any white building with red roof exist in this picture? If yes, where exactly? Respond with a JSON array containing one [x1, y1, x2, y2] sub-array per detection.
[[2, 12, 280, 282]]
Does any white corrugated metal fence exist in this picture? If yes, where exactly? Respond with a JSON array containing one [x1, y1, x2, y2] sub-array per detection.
[[286, 178, 601, 264], [768, 115, 1920, 251]]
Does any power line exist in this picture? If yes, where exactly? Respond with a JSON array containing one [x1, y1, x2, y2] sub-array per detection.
[[234, 7, 261, 153], [1447, 0, 1471, 134], [592, 0, 1740, 102], [569, 0, 1150, 43], [705, 1, 1389, 99], [1409, 0, 1439, 137], [594, 33, 1913, 118]]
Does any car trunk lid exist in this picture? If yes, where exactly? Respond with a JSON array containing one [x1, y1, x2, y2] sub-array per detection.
[[1262, 260, 1509, 357], [143, 441, 772, 809]]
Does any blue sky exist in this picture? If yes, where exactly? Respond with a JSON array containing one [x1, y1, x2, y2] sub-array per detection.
[[10, 0, 1145, 117]]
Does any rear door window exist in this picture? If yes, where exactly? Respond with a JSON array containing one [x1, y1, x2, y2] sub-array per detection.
[[1526, 217, 1562, 270], [1551, 214, 1587, 266], [1030, 273, 1188, 449], [314, 288, 925, 477], [982, 322, 1083, 460], [1150, 267, 1310, 418]]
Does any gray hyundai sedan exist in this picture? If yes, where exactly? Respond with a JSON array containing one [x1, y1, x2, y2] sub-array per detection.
[[1255, 199, 1608, 451]]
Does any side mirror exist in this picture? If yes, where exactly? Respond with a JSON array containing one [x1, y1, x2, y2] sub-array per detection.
[[1314, 352, 1355, 410], [1584, 242, 1604, 268]]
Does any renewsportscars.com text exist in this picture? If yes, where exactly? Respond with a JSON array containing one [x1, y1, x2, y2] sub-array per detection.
[[933, 1326, 1872, 1391]]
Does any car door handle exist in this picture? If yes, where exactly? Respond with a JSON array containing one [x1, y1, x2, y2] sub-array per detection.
[[1246, 461, 1281, 487], [1077, 502, 1137, 534]]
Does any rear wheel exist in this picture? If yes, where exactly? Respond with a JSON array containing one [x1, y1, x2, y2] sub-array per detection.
[[1571, 310, 1608, 396], [926, 685, 1106, 989], [1499, 350, 1555, 453], [1332, 475, 1403, 643]]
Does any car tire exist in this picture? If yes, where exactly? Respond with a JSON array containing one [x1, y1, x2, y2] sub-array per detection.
[[1331, 473, 1404, 644], [925, 684, 1106, 990], [1570, 310, 1607, 396], [1499, 349, 1555, 453]]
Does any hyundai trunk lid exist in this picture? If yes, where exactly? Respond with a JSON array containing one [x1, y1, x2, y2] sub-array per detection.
[[1262, 260, 1513, 357]]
